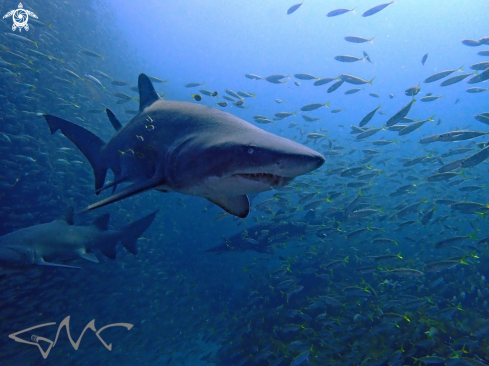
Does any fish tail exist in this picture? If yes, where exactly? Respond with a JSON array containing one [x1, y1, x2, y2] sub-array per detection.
[[43, 114, 108, 192], [369, 76, 376, 85], [33, 41, 38, 48], [370, 37, 375, 43], [119, 211, 158, 255]]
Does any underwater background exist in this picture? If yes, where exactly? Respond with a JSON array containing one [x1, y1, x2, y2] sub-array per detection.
[[1, 0, 489, 365]]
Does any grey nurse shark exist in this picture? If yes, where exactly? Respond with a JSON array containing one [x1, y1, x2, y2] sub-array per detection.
[[44, 73, 325, 218], [0, 208, 157, 271]]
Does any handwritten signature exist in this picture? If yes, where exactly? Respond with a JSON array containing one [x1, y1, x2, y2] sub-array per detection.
[[8, 316, 133, 359]]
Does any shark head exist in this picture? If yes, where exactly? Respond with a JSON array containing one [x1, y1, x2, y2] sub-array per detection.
[[166, 121, 325, 197], [0, 247, 34, 269]]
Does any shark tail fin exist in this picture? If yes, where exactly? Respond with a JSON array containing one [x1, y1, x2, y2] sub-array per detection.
[[43, 115, 108, 192], [119, 211, 158, 255]]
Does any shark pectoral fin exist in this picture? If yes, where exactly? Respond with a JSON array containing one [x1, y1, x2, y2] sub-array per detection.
[[95, 177, 125, 195], [79, 178, 163, 214], [35, 259, 82, 269], [105, 108, 122, 131], [207, 195, 250, 218], [79, 252, 99, 263]]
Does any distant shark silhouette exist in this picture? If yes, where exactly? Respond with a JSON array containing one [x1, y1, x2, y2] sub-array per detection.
[[43, 74, 324, 218], [206, 209, 325, 254], [0, 208, 157, 271]]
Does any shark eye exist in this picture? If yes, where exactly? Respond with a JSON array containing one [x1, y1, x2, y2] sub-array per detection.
[[247, 148, 254, 154]]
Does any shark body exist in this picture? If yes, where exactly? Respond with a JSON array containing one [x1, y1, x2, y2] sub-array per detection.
[[0, 208, 157, 271], [44, 74, 325, 217]]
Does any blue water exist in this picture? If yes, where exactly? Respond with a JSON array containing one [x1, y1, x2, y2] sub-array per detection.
[[1, 0, 489, 365], [111, 0, 489, 134]]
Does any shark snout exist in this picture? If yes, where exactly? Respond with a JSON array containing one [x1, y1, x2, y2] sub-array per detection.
[[278, 149, 325, 177], [0, 246, 32, 268], [304, 150, 326, 171]]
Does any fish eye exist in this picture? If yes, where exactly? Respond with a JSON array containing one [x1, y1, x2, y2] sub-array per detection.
[[247, 148, 254, 154]]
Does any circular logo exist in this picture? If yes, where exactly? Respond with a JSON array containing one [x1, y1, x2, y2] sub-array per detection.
[[13, 8, 28, 29]]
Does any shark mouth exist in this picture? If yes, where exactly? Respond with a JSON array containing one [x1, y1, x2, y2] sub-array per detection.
[[235, 173, 293, 187]]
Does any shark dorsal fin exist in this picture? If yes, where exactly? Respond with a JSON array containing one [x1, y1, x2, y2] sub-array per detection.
[[138, 73, 160, 112], [60, 207, 74, 225], [105, 109, 122, 131], [93, 213, 110, 230]]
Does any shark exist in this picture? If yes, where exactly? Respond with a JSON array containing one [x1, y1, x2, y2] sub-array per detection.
[[43, 73, 325, 218], [0, 208, 157, 271], [206, 209, 324, 254]]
